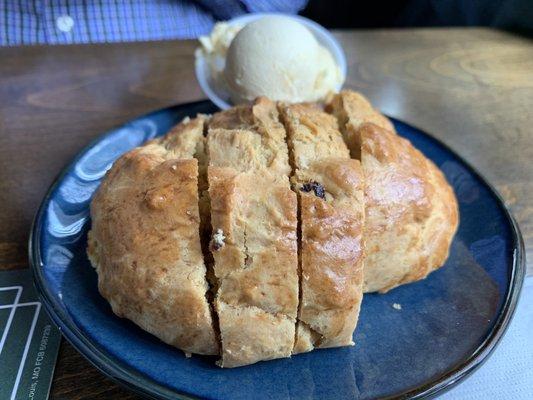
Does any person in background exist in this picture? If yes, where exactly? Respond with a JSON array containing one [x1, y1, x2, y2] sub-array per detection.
[[2, 0, 530, 47], [0, 0, 308, 46]]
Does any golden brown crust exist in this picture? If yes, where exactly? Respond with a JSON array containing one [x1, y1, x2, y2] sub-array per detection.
[[326, 90, 395, 159], [208, 167, 298, 367], [297, 160, 364, 349], [88, 156, 218, 355], [208, 97, 291, 178], [279, 102, 349, 168], [326, 90, 395, 132], [87, 116, 218, 355], [360, 123, 458, 292], [161, 115, 206, 155], [327, 91, 459, 293], [280, 103, 364, 352], [140, 114, 209, 161]]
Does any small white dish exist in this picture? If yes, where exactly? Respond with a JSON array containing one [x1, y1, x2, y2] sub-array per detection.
[[195, 13, 347, 110]]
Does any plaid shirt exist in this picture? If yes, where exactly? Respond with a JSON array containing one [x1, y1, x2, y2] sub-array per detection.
[[0, 0, 307, 46]]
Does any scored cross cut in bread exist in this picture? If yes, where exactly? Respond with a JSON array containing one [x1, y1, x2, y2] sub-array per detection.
[[326, 90, 395, 159], [140, 115, 208, 161], [279, 103, 365, 354], [207, 96, 291, 178], [294, 159, 365, 352], [206, 97, 299, 367], [326, 90, 459, 293], [208, 167, 298, 367], [279, 102, 350, 168], [154, 115, 211, 232], [87, 115, 219, 355]]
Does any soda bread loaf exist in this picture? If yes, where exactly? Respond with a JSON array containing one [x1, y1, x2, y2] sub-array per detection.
[[327, 91, 459, 293], [87, 90, 458, 367]]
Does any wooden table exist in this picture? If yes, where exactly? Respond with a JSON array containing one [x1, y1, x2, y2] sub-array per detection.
[[0, 28, 531, 399]]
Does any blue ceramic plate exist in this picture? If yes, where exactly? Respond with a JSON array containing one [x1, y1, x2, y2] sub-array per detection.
[[30, 101, 525, 400]]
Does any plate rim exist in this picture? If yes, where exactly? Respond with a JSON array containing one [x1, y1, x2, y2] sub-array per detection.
[[29, 100, 526, 400]]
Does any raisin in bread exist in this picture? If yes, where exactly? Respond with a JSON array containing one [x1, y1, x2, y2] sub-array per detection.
[[208, 168, 298, 367], [279, 103, 365, 353], [207, 98, 299, 367]]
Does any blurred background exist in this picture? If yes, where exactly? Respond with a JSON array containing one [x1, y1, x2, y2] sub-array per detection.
[[303, 0, 532, 34], [1, 0, 532, 46]]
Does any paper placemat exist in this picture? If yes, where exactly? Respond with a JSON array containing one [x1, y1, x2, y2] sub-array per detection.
[[0, 269, 61, 400]]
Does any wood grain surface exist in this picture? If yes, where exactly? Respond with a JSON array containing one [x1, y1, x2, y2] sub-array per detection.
[[0, 28, 531, 399]]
